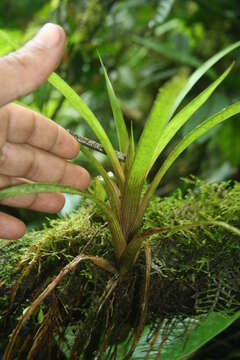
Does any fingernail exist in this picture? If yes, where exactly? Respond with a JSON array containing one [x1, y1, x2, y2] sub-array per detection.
[[34, 23, 62, 49]]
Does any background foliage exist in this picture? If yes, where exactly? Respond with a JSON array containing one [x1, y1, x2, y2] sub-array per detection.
[[1, 0, 240, 193], [0, 0, 240, 358]]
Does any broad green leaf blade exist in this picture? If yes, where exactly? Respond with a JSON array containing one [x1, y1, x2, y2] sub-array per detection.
[[0, 183, 126, 258], [81, 147, 121, 218], [99, 56, 129, 154], [132, 312, 240, 359], [48, 72, 124, 185], [169, 40, 240, 118], [141, 101, 240, 216], [151, 63, 233, 166], [159, 312, 240, 360]]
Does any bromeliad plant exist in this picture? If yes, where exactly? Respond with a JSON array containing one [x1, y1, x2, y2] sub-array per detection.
[[1, 41, 240, 277]]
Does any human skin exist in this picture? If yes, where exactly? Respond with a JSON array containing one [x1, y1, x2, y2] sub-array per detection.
[[0, 23, 90, 240]]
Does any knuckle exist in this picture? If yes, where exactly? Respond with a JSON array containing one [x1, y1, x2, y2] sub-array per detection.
[[24, 150, 39, 179], [0, 146, 8, 168], [4, 50, 28, 70], [47, 125, 60, 152], [26, 112, 37, 143], [56, 161, 67, 184], [82, 169, 91, 189], [0, 106, 9, 147], [77, 167, 91, 190], [0, 175, 11, 189], [26, 194, 38, 208], [3, 46, 46, 88]]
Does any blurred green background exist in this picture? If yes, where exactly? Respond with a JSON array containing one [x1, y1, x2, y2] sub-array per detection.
[[0, 1, 240, 358]]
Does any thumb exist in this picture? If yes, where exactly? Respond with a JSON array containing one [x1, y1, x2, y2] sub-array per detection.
[[0, 23, 66, 106]]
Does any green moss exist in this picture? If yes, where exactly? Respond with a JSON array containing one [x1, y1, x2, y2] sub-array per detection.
[[144, 178, 240, 317], [0, 235, 34, 285]]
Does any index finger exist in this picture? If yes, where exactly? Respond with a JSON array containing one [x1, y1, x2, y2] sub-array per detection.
[[1, 103, 80, 159]]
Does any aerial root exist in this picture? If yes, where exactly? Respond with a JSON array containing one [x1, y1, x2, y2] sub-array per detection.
[[123, 243, 151, 359], [145, 318, 164, 360], [3, 254, 116, 360], [69, 274, 120, 359]]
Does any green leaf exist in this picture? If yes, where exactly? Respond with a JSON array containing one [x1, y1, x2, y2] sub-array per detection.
[[0, 29, 19, 54], [169, 40, 240, 118], [48, 72, 124, 185], [129, 73, 186, 186], [218, 119, 240, 165], [0, 182, 85, 200], [127, 72, 187, 181], [134, 70, 188, 180], [119, 232, 145, 275], [123, 64, 233, 238], [124, 122, 135, 176], [130, 59, 230, 193], [159, 312, 240, 360], [0, 183, 126, 259], [93, 177, 106, 202], [81, 147, 120, 218], [151, 63, 233, 166], [99, 55, 129, 154], [121, 71, 188, 238], [141, 101, 240, 214]]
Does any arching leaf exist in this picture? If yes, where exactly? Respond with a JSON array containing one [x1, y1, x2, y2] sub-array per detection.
[[48, 73, 124, 185], [99, 55, 129, 154]]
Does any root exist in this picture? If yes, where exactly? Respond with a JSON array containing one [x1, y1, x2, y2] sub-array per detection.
[[3, 255, 116, 360], [69, 275, 120, 359], [145, 319, 164, 360], [124, 243, 151, 359], [1, 179, 240, 358]]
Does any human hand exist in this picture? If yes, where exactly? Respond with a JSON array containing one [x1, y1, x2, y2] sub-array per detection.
[[0, 23, 90, 240]]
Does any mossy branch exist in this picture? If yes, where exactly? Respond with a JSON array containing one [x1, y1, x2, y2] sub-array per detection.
[[1, 179, 240, 358]]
